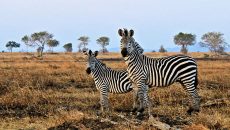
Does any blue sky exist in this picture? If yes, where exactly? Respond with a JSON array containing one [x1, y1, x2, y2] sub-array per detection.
[[0, 0, 229, 52]]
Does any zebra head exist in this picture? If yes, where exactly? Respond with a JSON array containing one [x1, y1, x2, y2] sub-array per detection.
[[83, 50, 98, 74], [118, 29, 135, 57], [118, 29, 143, 57]]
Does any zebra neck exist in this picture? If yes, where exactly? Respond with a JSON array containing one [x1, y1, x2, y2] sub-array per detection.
[[92, 59, 110, 75], [125, 50, 144, 65]]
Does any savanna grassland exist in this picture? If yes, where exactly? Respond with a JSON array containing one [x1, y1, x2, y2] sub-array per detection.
[[0, 52, 229, 130]]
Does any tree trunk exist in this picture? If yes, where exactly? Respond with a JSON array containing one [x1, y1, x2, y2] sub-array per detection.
[[102, 43, 106, 53], [26, 46, 28, 53], [102, 45, 105, 53], [40, 44, 45, 57], [83, 42, 86, 49], [181, 44, 188, 54]]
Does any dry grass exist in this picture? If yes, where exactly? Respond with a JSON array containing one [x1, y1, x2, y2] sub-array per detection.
[[0, 52, 229, 130]]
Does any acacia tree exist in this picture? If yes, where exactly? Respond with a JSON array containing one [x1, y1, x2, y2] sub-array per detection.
[[21, 36, 33, 52], [78, 36, 89, 52], [96, 36, 110, 53], [174, 32, 196, 54], [77, 43, 82, 52], [47, 39, 59, 53], [200, 32, 229, 54], [21, 31, 58, 57], [159, 45, 167, 53], [5, 41, 20, 52], [63, 43, 73, 52]]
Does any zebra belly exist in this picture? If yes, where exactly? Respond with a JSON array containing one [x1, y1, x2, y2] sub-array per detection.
[[146, 71, 175, 87], [108, 83, 132, 94], [107, 76, 133, 94]]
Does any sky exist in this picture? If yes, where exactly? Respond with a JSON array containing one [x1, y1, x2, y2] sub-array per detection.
[[0, 0, 230, 52]]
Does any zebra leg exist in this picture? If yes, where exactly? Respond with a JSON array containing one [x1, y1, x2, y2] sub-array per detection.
[[131, 86, 139, 114], [143, 85, 152, 117], [136, 83, 146, 117], [181, 80, 200, 115], [100, 87, 109, 115], [187, 89, 200, 115]]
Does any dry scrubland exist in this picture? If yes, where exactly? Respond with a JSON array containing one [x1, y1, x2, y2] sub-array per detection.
[[0, 52, 229, 130]]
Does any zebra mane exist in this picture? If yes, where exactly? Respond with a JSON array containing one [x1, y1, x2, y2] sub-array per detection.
[[95, 58, 111, 70], [131, 38, 144, 54]]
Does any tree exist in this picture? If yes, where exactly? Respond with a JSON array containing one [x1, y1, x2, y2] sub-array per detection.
[[96, 36, 110, 53], [63, 43, 73, 52], [5, 41, 20, 52], [159, 45, 167, 53], [21, 35, 34, 52], [78, 36, 89, 52], [174, 32, 196, 54], [200, 32, 229, 54], [47, 39, 59, 53], [77, 43, 82, 52], [21, 31, 58, 57]]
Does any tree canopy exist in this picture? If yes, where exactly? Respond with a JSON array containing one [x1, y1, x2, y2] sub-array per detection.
[[47, 39, 59, 52], [78, 36, 89, 52], [21, 31, 58, 56], [5, 41, 20, 52], [174, 32, 196, 54], [63, 43, 73, 52], [200, 32, 229, 54], [96, 36, 110, 53]]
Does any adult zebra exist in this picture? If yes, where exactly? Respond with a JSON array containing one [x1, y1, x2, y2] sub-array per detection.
[[118, 29, 200, 115], [84, 50, 150, 114]]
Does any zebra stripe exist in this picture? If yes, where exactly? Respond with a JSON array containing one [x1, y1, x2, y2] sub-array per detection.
[[84, 50, 150, 113], [90, 59, 132, 93], [118, 29, 200, 115]]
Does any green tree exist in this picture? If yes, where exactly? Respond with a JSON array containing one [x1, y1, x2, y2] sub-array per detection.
[[47, 39, 59, 52], [21, 31, 58, 57], [63, 43, 73, 52], [96, 36, 110, 53], [5, 41, 20, 52], [159, 45, 167, 53], [174, 32, 196, 54], [200, 32, 229, 54], [78, 36, 89, 52], [21, 35, 33, 52]]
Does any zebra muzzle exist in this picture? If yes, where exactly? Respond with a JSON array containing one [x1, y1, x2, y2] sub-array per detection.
[[121, 48, 128, 57], [86, 68, 91, 74]]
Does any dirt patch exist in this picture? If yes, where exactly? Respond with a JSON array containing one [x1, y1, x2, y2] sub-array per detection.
[[0, 104, 48, 118], [151, 113, 190, 126], [202, 98, 230, 108], [48, 117, 114, 130]]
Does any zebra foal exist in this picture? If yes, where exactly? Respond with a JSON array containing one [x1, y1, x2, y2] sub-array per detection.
[[84, 50, 150, 114], [118, 29, 201, 115]]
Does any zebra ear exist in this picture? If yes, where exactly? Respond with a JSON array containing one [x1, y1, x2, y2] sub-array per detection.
[[94, 51, 98, 57], [89, 50, 92, 55], [83, 50, 88, 55], [118, 29, 123, 37], [124, 29, 128, 37], [129, 29, 134, 37]]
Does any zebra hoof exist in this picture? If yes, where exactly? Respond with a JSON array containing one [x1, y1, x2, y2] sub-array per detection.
[[137, 107, 144, 113], [136, 112, 144, 120], [96, 110, 102, 117], [131, 108, 138, 113], [187, 108, 200, 115]]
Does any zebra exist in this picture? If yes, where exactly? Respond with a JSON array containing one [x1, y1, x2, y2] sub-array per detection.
[[118, 28, 201, 115], [83, 50, 151, 115]]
